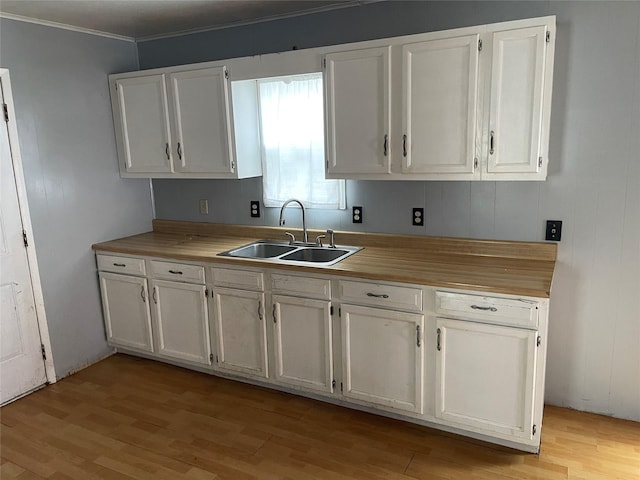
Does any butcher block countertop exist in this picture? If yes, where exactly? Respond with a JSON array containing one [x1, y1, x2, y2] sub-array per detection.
[[92, 220, 557, 298]]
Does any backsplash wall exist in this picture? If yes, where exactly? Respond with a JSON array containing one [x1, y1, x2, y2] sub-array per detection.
[[146, 1, 640, 421]]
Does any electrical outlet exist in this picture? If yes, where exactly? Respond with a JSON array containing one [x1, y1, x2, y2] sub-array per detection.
[[545, 220, 562, 241], [412, 208, 424, 226], [199, 199, 208, 215], [352, 206, 363, 224], [250, 200, 260, 218]]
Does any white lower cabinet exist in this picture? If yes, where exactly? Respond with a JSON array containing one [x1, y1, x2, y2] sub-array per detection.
[[435, 318, 538, 440], [272, 294, 333, 394], [212, 287, 268, 379], [341, 304, 424, 414], [150, 279, 211, 365], [99, 272, 154, 353]]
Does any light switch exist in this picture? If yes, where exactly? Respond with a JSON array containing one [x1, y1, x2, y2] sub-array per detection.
[[199, 199, 209, 215]]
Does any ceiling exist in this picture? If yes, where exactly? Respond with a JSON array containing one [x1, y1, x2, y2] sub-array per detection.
[[0, 0, 370, 41]]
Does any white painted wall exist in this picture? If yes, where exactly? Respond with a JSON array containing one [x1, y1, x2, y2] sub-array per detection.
[[147, 1, 640, 421], [0, 18, 154, 378]]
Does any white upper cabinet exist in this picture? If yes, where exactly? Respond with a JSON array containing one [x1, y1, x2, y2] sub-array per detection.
[[168, 67, 234, 175], [111, 66, 261, 179], [402, 35, 479, 177], [324, 47, 391, 176], [115, 74, 173, 174], [323, 17, 555, 181], [485, 26, 549, 179]]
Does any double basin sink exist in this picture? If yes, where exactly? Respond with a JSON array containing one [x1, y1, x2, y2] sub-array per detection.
[[218, 240, 362, 266]]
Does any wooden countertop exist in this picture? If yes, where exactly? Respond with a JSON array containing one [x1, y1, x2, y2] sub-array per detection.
[[92, 220, 557, 298]]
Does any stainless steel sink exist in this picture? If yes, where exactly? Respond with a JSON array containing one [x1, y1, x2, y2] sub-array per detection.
[[218, 240, 362, 266]]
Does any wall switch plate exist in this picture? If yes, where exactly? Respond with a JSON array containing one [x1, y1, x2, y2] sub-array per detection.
[[199, 199, 209, 215], [352, 206, 363, 223], [250, 200, 260, 218], [545, 220, 562, 241], [412, 208, 424, 226]]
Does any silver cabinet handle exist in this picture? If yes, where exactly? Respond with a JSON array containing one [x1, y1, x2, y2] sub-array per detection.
[[436, 328, 441, 351], [177, 142, 182, 160], [471, 305, 498, 312], [258, 300, 263, 321], [416, 325, 421, 347], [140, 285, 146, 303], [165, 142, 170, 160], [168, 270, 183, 275], [152, 286, 158, 304], [113, 263, 126, 267], [272, 304, 277, 324], [383, 134, 388, 156], [403, 134, 407, 157], [489, 130, 495, 155], [366, 292, 389, 299]]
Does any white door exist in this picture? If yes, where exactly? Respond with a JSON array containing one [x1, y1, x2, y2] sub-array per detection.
[[486, 26, 547, 175], [402, 35, 479, 176], [341, 304, 424, 413], [150, 279, 210, 365], [115, 74, 173, 173], [324, 47, 391, 175], [99, 272, 153, 353], [213, 287, 268, 378], [272, 295, 333, 393], [0, 81, 47, 404], [168, 67, 235, 175], [435, 317, 538, 440]]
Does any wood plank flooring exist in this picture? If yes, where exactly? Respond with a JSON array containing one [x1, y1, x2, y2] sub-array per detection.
[[1, 354, 638, 479]]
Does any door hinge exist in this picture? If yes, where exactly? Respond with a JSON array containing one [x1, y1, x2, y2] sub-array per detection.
[[546, 31, 551, 43], [323, 58, 326, 69], [224, 69, 229, 79], [478, 39, 483, 51], [338, 307, 341, 317], [3, 103, 8, 123], [330, 305, 334, 316], [41, 344, 47, 360], [473, 157, 478, 170], [231, 160, 235, 171], [340, 382, 343, 392], [205, 288, 209, 297], [22, 230, 28, 247], [538, 156, 543, 168], [532, 424, 537, 435], [332, 379, 336, 389], [536, 335, 542, 347]]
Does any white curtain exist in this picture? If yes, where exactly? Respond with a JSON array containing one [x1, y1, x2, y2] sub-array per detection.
[[258, 74, 346, 209]]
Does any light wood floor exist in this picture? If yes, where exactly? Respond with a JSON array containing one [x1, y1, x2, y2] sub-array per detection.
[[1, 355, 638, 480]]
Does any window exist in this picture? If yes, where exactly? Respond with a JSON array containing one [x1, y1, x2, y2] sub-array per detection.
[[257, 73, 346, 209]]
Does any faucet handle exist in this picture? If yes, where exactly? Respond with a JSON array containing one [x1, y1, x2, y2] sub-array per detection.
[[315, 235, 326, 247], [327, 229, 336, 248], [285, 232, 296, 245]]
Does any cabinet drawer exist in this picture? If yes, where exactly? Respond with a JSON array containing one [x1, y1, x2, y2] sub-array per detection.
[[212, 267, 264, 291], [339, 280, 423, 312], [271, 274, 331, 300], [149, 260, 205, 284], [435, 291, 539, 328], [97, 254, 146, 276]]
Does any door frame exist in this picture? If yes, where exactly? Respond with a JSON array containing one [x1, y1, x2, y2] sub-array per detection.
[[1, 69, 56, 385]]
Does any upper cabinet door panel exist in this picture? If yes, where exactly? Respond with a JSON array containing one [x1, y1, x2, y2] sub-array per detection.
[[487, 26, 547, 174], [169, 67, 234, 174], [402, 35, 479, 175], [116, 74, 173, 173], [325, 47, 391, 175]]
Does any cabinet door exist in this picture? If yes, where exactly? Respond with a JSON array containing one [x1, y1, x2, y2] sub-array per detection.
[[168, 67, 235, 175], [213, 288, 268, 378], [402, 35, 479, 176], [115, 74, 173, 173], [272, 295, 332, 393], [150, 280, 211, 365], [99, 272, 153, 352], [341, 304, 424, 413], [486, 26, 548, 176], [435, 318, 537, 439], [324, 47, 391, 175]]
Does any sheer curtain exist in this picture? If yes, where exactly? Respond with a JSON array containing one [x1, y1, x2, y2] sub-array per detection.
[[258, 74, 346, 209]]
